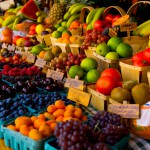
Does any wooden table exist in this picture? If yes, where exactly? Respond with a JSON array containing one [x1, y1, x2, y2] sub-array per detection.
[[0, 139, 12, 150]]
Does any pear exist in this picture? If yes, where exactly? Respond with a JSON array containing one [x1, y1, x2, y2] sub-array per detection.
[[44, 51, 54, 62], [131, 83, 150, 105]]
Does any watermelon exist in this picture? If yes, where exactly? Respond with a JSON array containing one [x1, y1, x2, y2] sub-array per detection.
[[20, 0, 39, 21]]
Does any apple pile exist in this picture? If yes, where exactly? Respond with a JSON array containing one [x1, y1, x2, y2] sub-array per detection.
[[95, 68, 122, 95], [1, 65, 42, 76]]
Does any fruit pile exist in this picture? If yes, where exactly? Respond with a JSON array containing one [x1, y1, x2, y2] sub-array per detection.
[[54, 120, 109, 150], [1, 65, 42, 76], [89, 111, 129, 145], [0, 98, 28, 121], [15, 92, 74, 111], [96, 36, 133, 60]]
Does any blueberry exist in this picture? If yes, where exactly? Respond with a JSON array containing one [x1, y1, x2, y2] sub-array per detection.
[[0, 112, 4, 117], [22, 100, 26, 104], [17, 106, 22, 110], [14, 102, 18, 107], [0, 107, 5, 111], [6, 115, 11, 120], [10, 106, 14, 111], [0, 101, 4, 106], [0, 117, 5, 121], [13, 110, 17, 115], [26, 98, 30, 101], [14, 114, 19, 118], [18, 110, 24, 115]]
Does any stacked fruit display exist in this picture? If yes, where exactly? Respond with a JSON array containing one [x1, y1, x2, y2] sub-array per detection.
[[96, 36, 133, 60]]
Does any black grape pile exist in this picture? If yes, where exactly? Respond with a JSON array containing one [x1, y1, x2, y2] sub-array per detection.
[[54, 120, 109, 150], [89, 111, 129, 145]]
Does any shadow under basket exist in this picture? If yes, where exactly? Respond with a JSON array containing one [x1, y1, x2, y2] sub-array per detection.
[[119, 58, 150, 83]]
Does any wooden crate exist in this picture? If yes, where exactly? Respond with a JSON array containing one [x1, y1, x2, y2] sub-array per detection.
[[50, 36, 57, 46], [147, 71, 150, 86], [69, 44, 81, 55], [54, 42, 71, 53], [86, 85, 109, 111], [119, 59, 150, 83], [36, 34, 51, 46], [93, 52, 128, 72]]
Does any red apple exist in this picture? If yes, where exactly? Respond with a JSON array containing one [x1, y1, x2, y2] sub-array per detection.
[[93, 20, 103, 30], [13, 36, 22, 45], [105, 14, 114, 23], [29, 24, 37, 32], [22, 36, 30, 41]]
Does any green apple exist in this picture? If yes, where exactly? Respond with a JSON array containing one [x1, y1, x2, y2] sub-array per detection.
[[30, 45, 43, 55], [96, 42, 111, 57], [105, 52, 119, 60]]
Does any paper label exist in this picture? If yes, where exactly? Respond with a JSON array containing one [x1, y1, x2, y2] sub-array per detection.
[[65, 78, 84, 90], [26, 54, 36, 63], [67, 87, 91, 107], [108, 104, 140, 118], [34, 58, 46, 68], [15, 50, 22, 55], [120, 22, 137, 32], [8, 45, 15, 51], [46, 69, 64, 80], [108, 28, 117, 37], [2, 43, 7, 48]]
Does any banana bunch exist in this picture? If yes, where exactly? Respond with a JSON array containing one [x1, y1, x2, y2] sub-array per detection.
[[132, 19, 150, 37], [36, 11, 47, 23], [63, 3, 86, 28], [86, 7, 106, 30], [6, 5, 23, 15]]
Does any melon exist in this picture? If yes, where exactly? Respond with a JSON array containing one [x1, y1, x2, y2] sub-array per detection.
[[20, 0, 39, 20]]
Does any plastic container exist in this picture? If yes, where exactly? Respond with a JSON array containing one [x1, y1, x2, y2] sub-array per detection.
[[3, 122, 52, 150], [44, 138, 60, 150]]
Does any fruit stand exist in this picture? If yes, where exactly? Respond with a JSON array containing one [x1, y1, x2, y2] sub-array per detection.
[[0, 0, 150, 149]]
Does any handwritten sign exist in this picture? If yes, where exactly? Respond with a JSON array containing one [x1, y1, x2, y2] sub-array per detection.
[[8, 45, 15, 51], [15, 50, 22, 55], [26, 54, 36, 63], [108, 104, 140, 118], [34, 58, 46, 68], [65, 78, 84, 90], [108, 28, 117, 37], [46, 69, 64, 80], [67, 87, 91, 107], [2, 43, 7, 48], [120, 22, 137, 32]]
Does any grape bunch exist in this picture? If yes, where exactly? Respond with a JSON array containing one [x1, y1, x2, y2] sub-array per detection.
[[54, 120, 109, 150], [89, 111, 129, 146]]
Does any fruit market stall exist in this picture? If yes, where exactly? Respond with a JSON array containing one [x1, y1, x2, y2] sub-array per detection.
[[0, 0, 150, 149]]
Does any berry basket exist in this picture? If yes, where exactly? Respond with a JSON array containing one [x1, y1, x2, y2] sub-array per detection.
[[2, 121, 53, 150], [36, 34, 51, 46], [50, 36, 57, 46]]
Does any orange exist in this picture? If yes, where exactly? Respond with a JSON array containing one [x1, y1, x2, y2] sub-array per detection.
[[50, 123, 57, 132], [7, 125, 18, 131], [38, 114, 46, 120], [20, 124, 30, 136], [62, 38, 70, 44], [31, 116, 38, 123], [70, 21, 80, 29], [69, 36, 77, 44], [47, 105, 56, 113], [15, 116, 27, 124], [53, 109, 65, 118], [29, 126, 34, 130], [56, 116, 64, 122], [46, 120, 56, 126], [44, 112, 55, 120], [82, 115, 88, 122], [65, 104, 75, 112], [55, 100, 65, 109], [15, 117, 33, 130], [34, 118, 46, 129], [29, 129, 43, 140], [73, 108, 83, 119], [39, 124, 52, 137], [62, 33, 71, 39], [57, 38, 63, 43], [64, 110, 74, 118], [63, 117, 74, 122], [38, 51, 45, 59], [2, 27, 12, 36]]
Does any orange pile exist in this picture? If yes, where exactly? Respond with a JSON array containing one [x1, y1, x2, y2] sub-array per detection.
[[6, 100, 88, 140]]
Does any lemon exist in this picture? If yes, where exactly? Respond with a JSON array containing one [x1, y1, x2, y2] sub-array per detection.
[[35, 24, 45, 35]]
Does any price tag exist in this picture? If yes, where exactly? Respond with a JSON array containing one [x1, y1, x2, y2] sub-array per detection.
[[2, 43, 7, 48], [15, 50, 22, 55], [26, 54, 36, 63], [65, 78, 84, 90], [108, 28, 117, 37], [46, 69, 64, 81], [108, 104, 140, 118], [35, 58, 46, 68], [16, 46, 23, 51], [67, 87, 91, 107], [120, 22, 137, 32], [8, 45, 15, 51]]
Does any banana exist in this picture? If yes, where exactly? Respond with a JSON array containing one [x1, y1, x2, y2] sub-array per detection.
[[70, 4, 86, 15], [36, 11, 47, 17], [12, 15, 23, 30], [86, 8, 99, 24], [68, 3, 82, 12], [6, 8, 15, 13], [87, 23, 93, 30], [137, 19, 150, 30], [2, 15, 16, 27], [91, 7, 106, 28], [37, 14, 47, 23], [139, 24, 150, 37], [0, 18, 4, 24], [14, 6, 23, 14], [63, 11, 71, 21], [7, 23, 13, 29], [66, 13, 80, 28]]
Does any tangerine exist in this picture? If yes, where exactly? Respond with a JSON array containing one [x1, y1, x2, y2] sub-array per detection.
[[20, 124, 30, 136], [46, 120, 56, 126], [34, 118, 46, 129], [50, 123, 57, 132], [73, 108, 83, 119], [38, 114, 46, 120], [69, 36, 77, 44], [7, 125, 18, 131], [63, 117, 74, 122], [55, 100, 65, 109], [56, 116, 64, 122], [62, 38, 70, 44], [29, 129, 43, 140], [38, 51, 46, 59], [44, 112, 55, 120], [64, 110, 74, 118], [47, 105, 56, 113], [65, 104, 75, 112], [53, 109, 65, 118], [62, 33, 71, 39], [39, 124, 52, 137], [31, 116, 38, 123]]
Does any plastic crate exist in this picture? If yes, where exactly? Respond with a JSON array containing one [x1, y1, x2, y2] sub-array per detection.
[[44, 138, 60, 150], [3, 122, 52, 150], [119, 58, 150, 83]]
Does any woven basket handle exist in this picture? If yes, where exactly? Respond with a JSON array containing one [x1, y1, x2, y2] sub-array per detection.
[[127, 1, 150, 15], [102, 6, 126, 20], [79, 6, 94, 23]]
